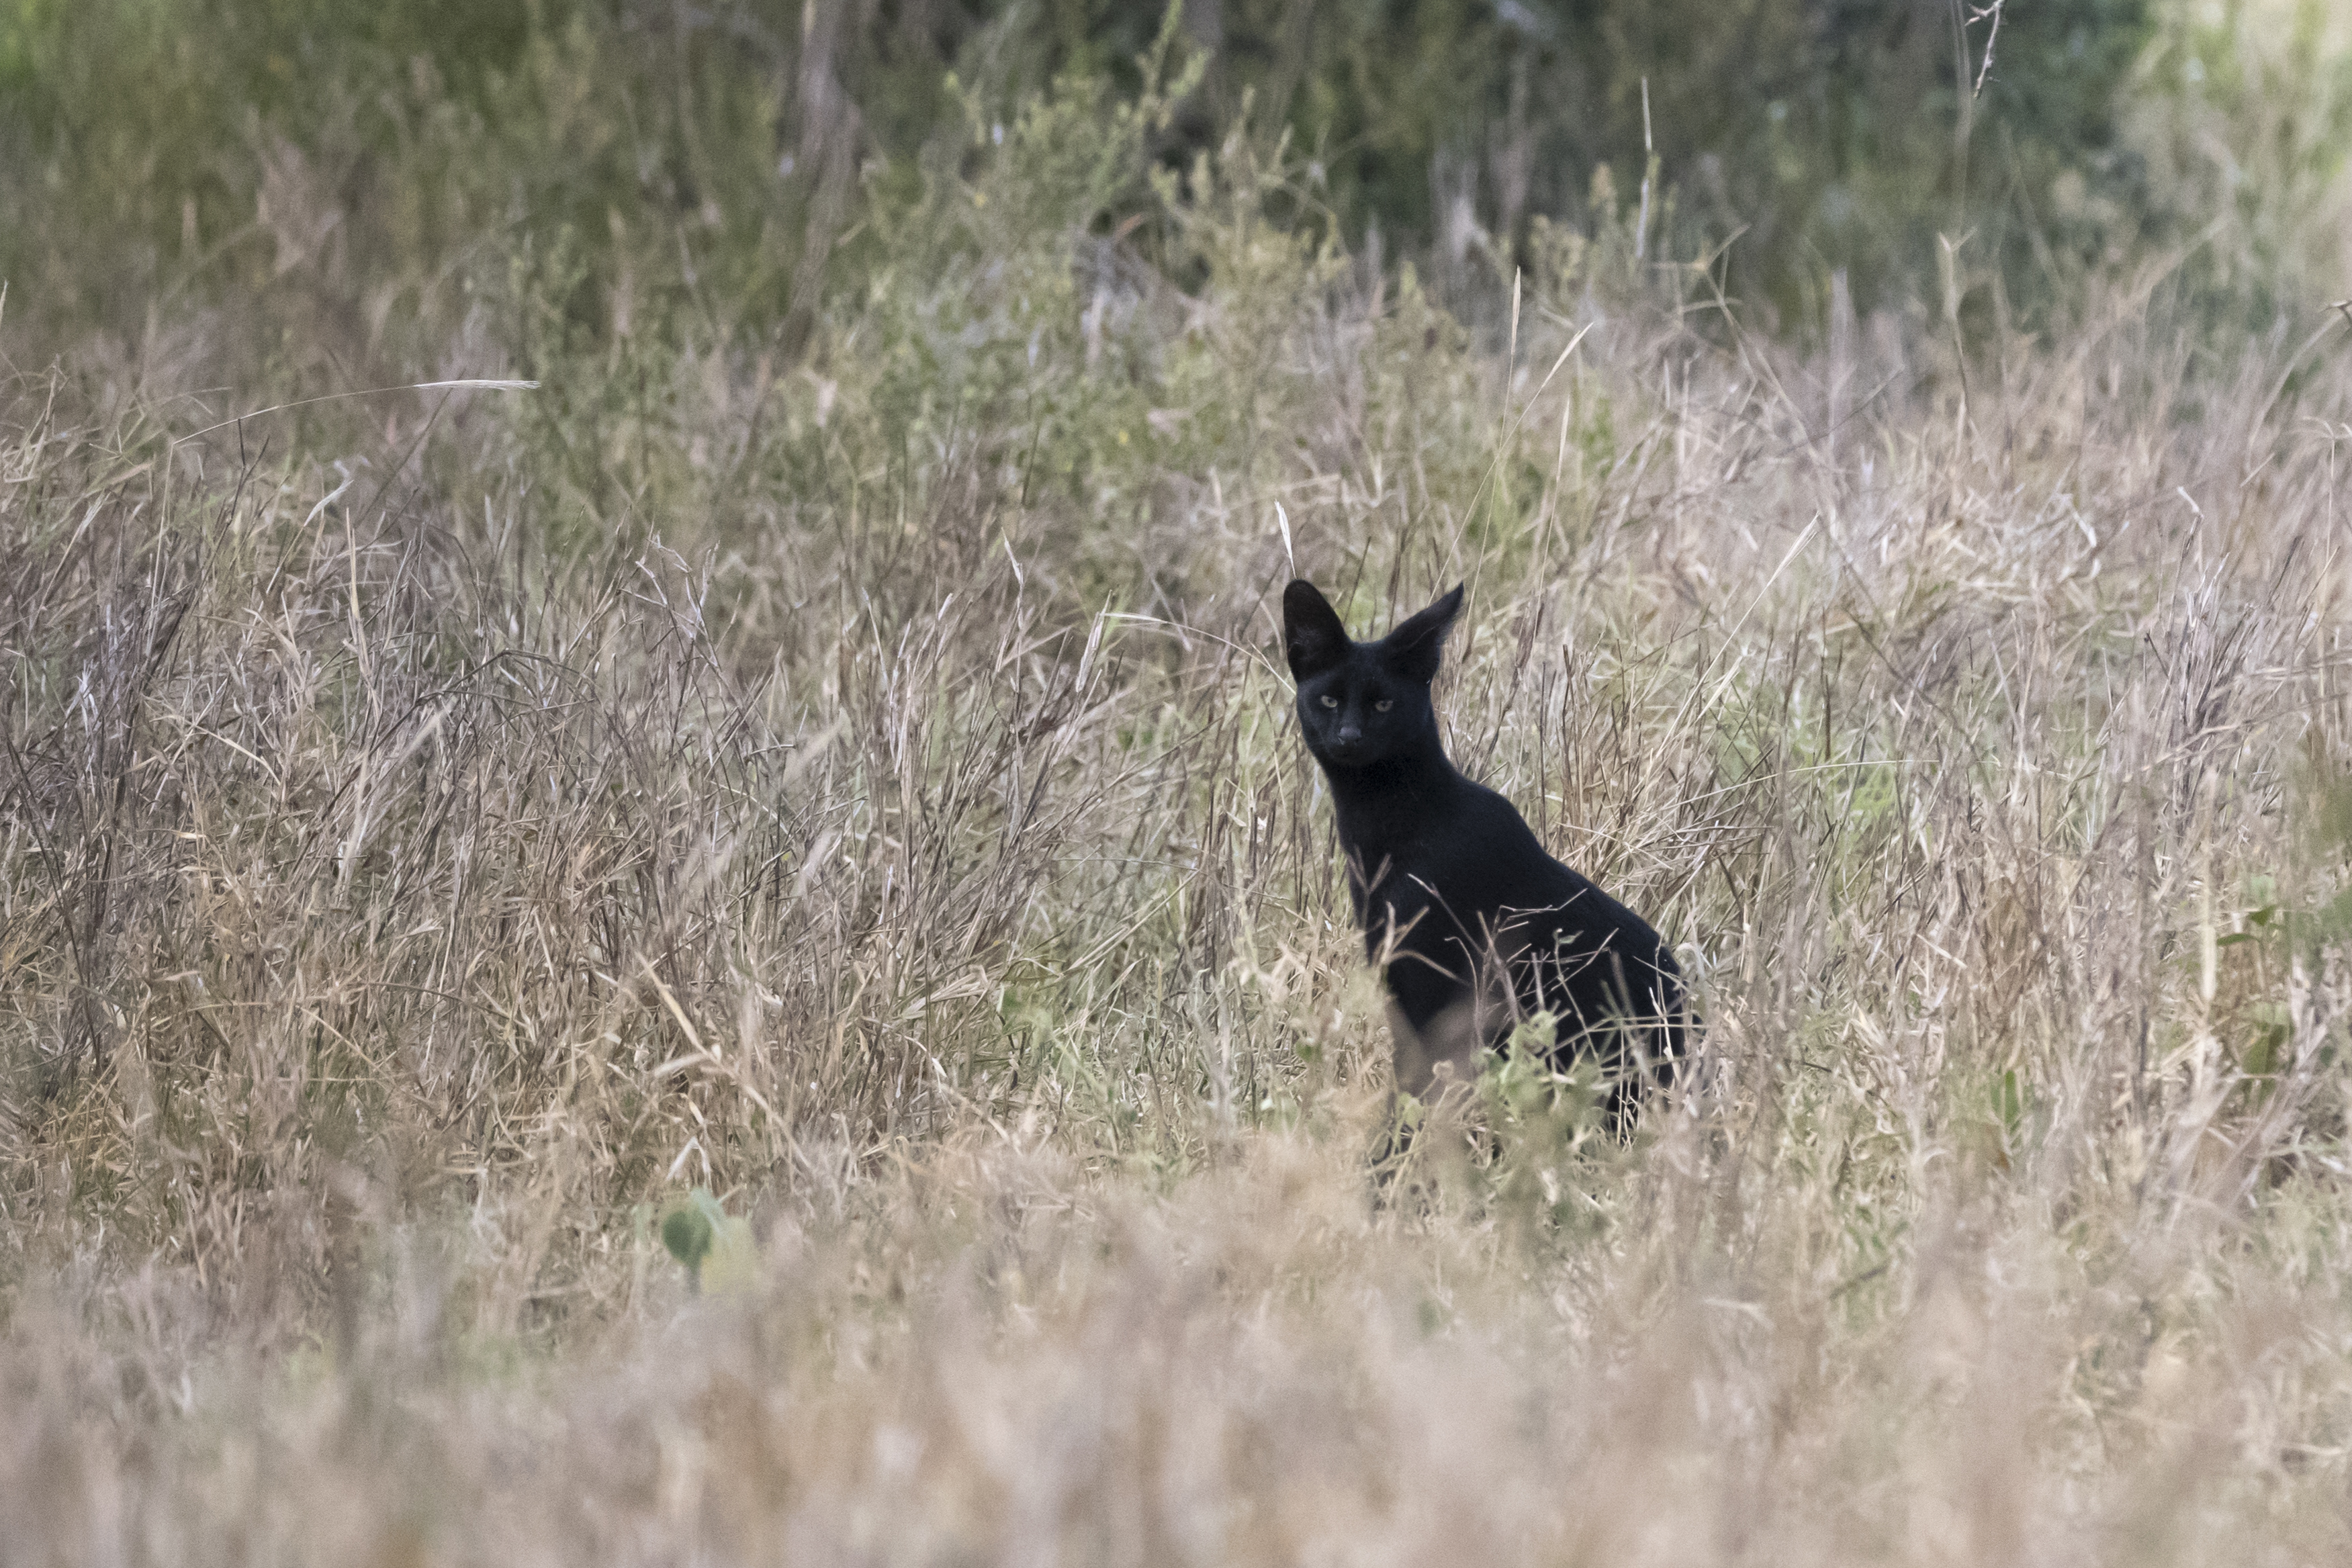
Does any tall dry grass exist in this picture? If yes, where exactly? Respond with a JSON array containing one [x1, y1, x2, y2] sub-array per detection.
[[5, 203, 2352, 1561]]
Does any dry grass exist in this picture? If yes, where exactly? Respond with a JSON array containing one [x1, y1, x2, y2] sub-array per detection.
[[5, 227, 2352, 1563]]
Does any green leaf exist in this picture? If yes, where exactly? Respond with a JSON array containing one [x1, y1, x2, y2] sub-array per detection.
[[660, 1204, 713, 1272]]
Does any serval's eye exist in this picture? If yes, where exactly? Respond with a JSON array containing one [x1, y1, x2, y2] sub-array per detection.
[[1319, 694, 1339, 708], [1375, 700, 1394, 712]]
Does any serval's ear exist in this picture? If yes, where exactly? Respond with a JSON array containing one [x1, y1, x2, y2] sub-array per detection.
[[1380, 584, 1464, 683], [1283, 579, 1351, 680]]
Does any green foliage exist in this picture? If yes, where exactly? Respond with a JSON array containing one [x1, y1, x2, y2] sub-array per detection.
[[660, 1187, 757, 1295], [2, 0, 2339, 387], [1372, 1023, 1630, 1242], [658, 1198, 713, 1274], [1474, 1025, 1616, 1239], [1149, 0, 2159, 330], [2129, 0, 2352, 330]]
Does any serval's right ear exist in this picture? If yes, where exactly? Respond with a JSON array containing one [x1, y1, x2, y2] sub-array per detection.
[[1283, 580, 1351, 680]]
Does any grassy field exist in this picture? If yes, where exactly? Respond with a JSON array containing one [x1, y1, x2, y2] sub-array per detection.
[[8, 10, 2352, 1564]]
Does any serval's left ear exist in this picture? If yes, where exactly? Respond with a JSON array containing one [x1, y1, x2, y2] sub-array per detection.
[[1381, 584, 1464, 683]]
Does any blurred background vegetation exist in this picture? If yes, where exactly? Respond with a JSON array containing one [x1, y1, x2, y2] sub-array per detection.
[[2, 0, 2347, 385]]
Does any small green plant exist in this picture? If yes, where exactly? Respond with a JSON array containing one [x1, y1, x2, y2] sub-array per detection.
[[659, 1188, 757, 1297], [1989, 1066, 2032, 1170], [1473, 1019, 1615, 1239]]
